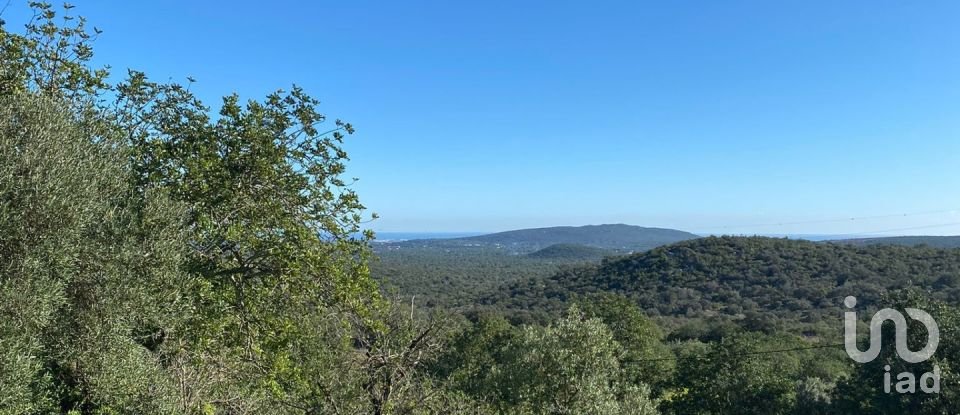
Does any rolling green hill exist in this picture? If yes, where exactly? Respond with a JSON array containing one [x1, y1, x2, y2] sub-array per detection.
[[482, 236, 960, 330]]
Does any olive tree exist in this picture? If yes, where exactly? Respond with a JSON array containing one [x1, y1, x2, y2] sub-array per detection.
[[0, 93, 189, 413]]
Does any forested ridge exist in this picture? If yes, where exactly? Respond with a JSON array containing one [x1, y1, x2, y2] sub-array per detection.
[[3, 4, 960, 415], [483, 236, 960, 329]]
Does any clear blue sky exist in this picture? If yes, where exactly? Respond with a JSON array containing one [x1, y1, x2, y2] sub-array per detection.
[[4, 1, 960, 234]]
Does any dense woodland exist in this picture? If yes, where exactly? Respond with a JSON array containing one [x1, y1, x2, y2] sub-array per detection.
[[526, 243, 615, 260], [482, 237, 960, 328], [2, 4, 960, 414], [373, 245, 567, 308]]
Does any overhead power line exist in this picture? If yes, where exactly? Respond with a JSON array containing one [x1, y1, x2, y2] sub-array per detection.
[[697, 208, 960, 231], [857, 222, 960, 235]]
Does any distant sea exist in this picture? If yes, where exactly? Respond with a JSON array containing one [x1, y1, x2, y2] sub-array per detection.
[[372, 232, 487, 242]]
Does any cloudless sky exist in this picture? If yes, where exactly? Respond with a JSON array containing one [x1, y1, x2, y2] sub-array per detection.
[[4, 1, 960, 234]]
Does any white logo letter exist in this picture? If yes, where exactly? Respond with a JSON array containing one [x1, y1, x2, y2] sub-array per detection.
[[843, 296, 939, 363]]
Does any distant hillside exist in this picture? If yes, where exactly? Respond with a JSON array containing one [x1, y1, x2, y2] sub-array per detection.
[[483, 236, 960, 328], [526, 243, 614, 261], [389, 224, 699, 253], [464, 224, 698, 251], [833, 235, 960, 249], [372, 225, 698, 307]]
